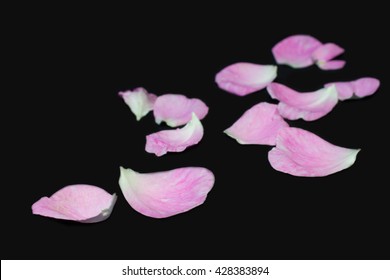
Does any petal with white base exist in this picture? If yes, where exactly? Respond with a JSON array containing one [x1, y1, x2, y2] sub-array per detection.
[[267, 83, 338, 121], [119, 167, 215, 218], [118, 87, 157, 121], [146, 113, 204, 156], [326, 77, 380, 100]]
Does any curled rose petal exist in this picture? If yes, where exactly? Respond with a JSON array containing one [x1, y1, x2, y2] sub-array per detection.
[[224, 102, 289, 145], [312, 43, 344, 63], [326, 77, 380, 100], [32, 185, 117, 223], [153, 94, 209, 127], [215, 62, 277, 96], [267, 83, 338, 121], [312, 43, 345, 70], [118, 87, 157, 121], [145, 113, 204, 156], [272, 35, 322, 68], [316, 60, 346, 70], [119, 166, 215, 218], [268, 127, 360, 177]]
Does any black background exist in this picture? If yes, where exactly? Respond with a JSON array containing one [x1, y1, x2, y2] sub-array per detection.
[[4, 5, 389, 259]]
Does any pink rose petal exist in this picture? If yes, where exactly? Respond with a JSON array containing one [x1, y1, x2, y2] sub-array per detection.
[[119, 166, 215, 218], [215, 62, 277, 96], [145, 113, 204, 156], [224, 102, 289, 145], [153, 94, 209, 127], [312, 43, 344, 62], [272, 35, 322, 68], [312, 43, 345, 70], [32, 185, 117, 223], [267, 82, 338, 121], [325, 81, 354, 100], [268, 127, 360, 177], [316, 60, 346, 70], [118, 87, 157, 121], [326, 77, 380, 100], [352, 77, 380, 98]]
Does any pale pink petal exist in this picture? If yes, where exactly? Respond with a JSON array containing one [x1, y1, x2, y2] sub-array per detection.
[[224, 102, 289, 145], [325, 77, 380, 100], [32, 185, 117, 223], [268, 127, 360, 177], [312, 43, 344, 62], [153, 94, 209, 127], [119, 166, 215, 218], [324, 81, 354, 100], [118, 87, 157, 121], [352, 77, 380, 98], [215, 62, 277, 96], [272, 35, 322, 68], [316, 60, 346, 70], [267, 83, 338, 121], [145, 113, 204, 156]]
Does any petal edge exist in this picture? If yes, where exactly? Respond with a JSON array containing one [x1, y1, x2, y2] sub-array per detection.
[[268, 127, 360, 177]]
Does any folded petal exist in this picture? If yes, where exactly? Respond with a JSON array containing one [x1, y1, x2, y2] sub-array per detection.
[[268, 127, 360, 177], [32, 185, 117, 223], [326, 77, 380, 100], [119, 166, 215, 218], [153, 94, 209, 127], [325, 81, 354, 100], [215, 62, 277, 96], [316, 60, 346, 70], [145, 113, 204, 156], [118, 87, 157, 121], [312, 43, 344, 62], [267, 83, 338, 121], [224, 102, 289, 145], [272, 35, 322, 68], [352, 77, 380, 98]]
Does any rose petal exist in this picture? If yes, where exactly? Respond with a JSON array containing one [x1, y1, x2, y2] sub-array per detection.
[[267, 83, 338, 121], [324, 81, 354, 100], [145, 113, 204, 156], [32, 185, 117, 223], [316, 60, 346, 70], [215, 62, 277, 96], [224, 102, 289, 145], [119, 166, 215, 218], [272, 35, 322, 68], [325, 77, 380, 100], [118, 87, 157, 121], [312, 43, 344, 62], [352, 77, 380, 98], [268, 127, 360, 177], [153, 94, 209, 127]]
